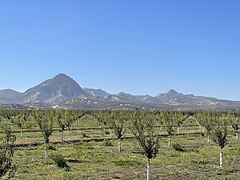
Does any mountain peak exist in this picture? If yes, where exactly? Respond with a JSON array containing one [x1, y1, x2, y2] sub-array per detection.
[[166, 89, 178, 94], [23, 73, 88, 104], [156, 89, 183, 100], [53, 73, 71, 79], [117, 92, 129, 96]]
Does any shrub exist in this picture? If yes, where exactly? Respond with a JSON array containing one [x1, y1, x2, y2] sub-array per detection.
[[47, 143, 57, 151], [102, 140, 113, 146], [172, 143, 185, 152], [82, 132, 89, 138], [104, 130, 110, 135], [51, 153, 69, 171]]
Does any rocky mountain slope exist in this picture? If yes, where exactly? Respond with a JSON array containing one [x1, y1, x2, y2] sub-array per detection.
[[23, 74, 89, 105]]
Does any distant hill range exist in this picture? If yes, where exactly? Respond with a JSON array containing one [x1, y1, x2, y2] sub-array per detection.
[[1, 73, 240, 110]]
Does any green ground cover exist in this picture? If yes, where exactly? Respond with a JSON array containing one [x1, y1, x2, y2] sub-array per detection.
[[10, 133, 240, 180]]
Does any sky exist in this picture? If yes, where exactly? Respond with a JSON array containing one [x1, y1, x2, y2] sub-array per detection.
[[0, 1, 240, 100]]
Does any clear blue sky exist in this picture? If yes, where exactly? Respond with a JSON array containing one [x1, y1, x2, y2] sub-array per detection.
[[0, 1, 240, 100]]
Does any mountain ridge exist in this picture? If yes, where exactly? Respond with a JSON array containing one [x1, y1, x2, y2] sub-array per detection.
[[1, 73, 240, 110]]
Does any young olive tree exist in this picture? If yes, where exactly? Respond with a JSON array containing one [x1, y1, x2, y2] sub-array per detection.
[[173, 111, 187, 134], [94, 111, 112, 136], [35, 110, 54, 159], [211, 114, 228, 168], [0, 127, 17, 178], [195, 112, 216, 143], [12, 112, 27, 137], [154, 111, 164, 131], [66, 110, 85, 132], [194, 112, 206, 133], [230, 112, 240, 141], [162, 111, 175, 147], [1, 110, 18, 130], [70, 110, 87, 127], [89, 110, 104, 128], [100, 111, 110, 131], [109, 111, 127, 153], [65, 112, 74, 134], [131, 111, 160, 180], [56, 110, 67, 141]]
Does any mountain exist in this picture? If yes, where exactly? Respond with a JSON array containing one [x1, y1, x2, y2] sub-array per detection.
[[156, 89, 185, 102], [0, 89, 23, 104], [116, 92, 159, 104], [1, 73, 240, 110], [23, 74, 89, 105], [116, 92, 140, 102], [155, 89, 240, 110], [83, 88, 110, 97], [62, 88, 240, 110]]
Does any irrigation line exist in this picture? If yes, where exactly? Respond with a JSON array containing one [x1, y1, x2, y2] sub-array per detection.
[[0, 125, 201, 134], [13, 131, 203, 148]]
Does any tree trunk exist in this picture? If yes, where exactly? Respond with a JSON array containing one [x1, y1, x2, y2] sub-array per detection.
[[61, 130, 64, 141], [236, 132, 239, 141], [177, 127, 180, 134], [45, 137, 49, 144], [220, 148, 223, 168], [147, 158, 150, 180], [97, 120, 100, 127], [118, 139, 122, 153], [207, 134, 210, 143], [44, 144, 48, 160], [20, 129, 23, 137], [168, 135, 172, 147]]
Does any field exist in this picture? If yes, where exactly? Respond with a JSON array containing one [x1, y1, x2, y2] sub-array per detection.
[[1, 110, 240, 179]]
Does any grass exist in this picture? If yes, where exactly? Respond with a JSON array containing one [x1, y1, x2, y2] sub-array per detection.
[[2, 116, 240, 179], [9, 133, 240, 180]]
